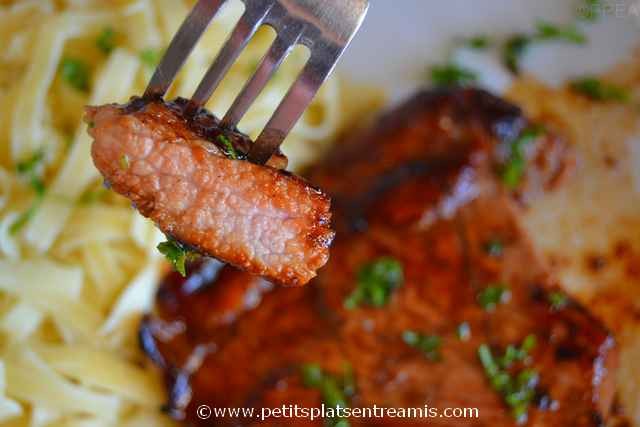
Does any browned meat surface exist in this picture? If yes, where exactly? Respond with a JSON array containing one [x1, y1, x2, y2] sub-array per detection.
[[86, 98, 334, 286], [140, 89, 617, 426]]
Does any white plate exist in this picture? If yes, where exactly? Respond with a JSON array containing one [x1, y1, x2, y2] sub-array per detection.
[[339, 0, 639, 102]]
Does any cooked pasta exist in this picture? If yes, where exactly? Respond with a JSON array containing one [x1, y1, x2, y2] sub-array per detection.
[[0, 0, 347, 425]]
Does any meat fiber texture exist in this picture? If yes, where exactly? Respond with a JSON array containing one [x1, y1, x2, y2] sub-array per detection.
[[86, 100, 334, 286]]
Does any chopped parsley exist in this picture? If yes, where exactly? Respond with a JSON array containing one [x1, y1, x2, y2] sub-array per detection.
[[96, 27, 118, 54], [10, 150, 47, 234], [9, 203, 41, 235], [498, 334, 537, 368], [344, 257, 403, 309], [500, 126, 544, 189], [217, 135, 238, 160], [579, 0, 603, 21], [483, 238, 504, 257], [157, 238, 199, 277], [569, 77, 630, 102], [503, 21, 586, 74], [403, 330, 442, 361], [16, 150, 44, 176], [535, 21, 587, 44], [478, 339, 539, 423], [457, 322, 471, 341], [478, 284, 511, 311], [140, 48, 163, 68], [60, 58, 90, 92], [430, 64, 478, 87], [503, 34, 532, 74], [119, 154, 130, 170], [464, 35, 491, 50], [548, 291, 569, 310], [300, 363, 353, 427]]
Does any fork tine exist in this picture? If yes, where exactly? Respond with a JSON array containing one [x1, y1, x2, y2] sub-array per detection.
[[144, 0, 225, 98], [221, 32, 301, 129], [247, 50, 338, 164], [190, 1, 275, 108]]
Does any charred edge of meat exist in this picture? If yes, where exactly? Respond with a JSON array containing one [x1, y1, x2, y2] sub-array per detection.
[[123, 96, 292, 169], [123, 96, 251, 160]]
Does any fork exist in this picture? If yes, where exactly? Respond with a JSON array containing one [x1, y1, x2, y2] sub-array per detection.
[[143, 0, 369, 164]]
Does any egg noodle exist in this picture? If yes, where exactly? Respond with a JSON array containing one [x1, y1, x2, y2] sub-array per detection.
[[0, 0, 348, 425]]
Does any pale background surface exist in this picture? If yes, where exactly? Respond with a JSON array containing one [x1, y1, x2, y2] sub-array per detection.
[[339, 0, 639, 102]]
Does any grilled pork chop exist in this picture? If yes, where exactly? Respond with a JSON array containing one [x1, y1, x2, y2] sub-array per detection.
[[86, 98, 334, 286], [140, 89, 617, 426]]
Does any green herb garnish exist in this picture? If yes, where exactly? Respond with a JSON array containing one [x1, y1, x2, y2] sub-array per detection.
[[140, 48, 163, 68], [157, 238, 199, 277], [217, 135, 238, 160], [11, 150, 47, 234], [300, 364, 352, 427], [344, 257, 403, 309], [478, 343, 539, 423], [503, 34, 532, 74], [465, 35, 490, 50], [60, 58, 90, 92], [478, 284, 511, 311], [9, 201, 41, 235], [403, 330, 442, 361], [16, 150, 44, 176], [484, 238, 504, 257], [457, 322, 471, 341], [548, 291, 569, 310], [535, 21, 587, 44], [498, 334, 536, 368], [430, 64, 478, 87], [569, 77, 630, 102], [579, 0, 603, 21], [96, 27, 117, 54], [501, 126, 544, 189], [119, 154, 130, 170]]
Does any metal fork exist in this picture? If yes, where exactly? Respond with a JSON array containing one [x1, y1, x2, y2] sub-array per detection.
[[143, 0, 369, 164]]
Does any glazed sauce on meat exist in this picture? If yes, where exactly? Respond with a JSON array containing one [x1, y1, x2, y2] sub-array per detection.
[[140, 89, 617, 426]]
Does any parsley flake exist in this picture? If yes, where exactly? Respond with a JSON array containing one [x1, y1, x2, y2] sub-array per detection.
[[119, 154, 130, 170], [430, 64, 478, 87], [501, 126, 544, 189], [16, 150, 45, 176], [344, 257, 403, 309], [403, 330, 442, 361], [60, 58, 90, 92], [157, 238, 199, 277], [548, 291, 569, 310], [140, 48, 163, 68], [11, 150, 47, 234], [484, 238, 504, 257], [503, 34, 532, 74], [300, 364, 353, 427], [96, 27, 118, 54], [465, 35, 491, 50], [570, 78, 630, 102], [535, 21, 587, 44], [478, 343, 539, 423], [579, 0, 603, 21], [478, 284, 511, 311], [217, 135, 238, 160]]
